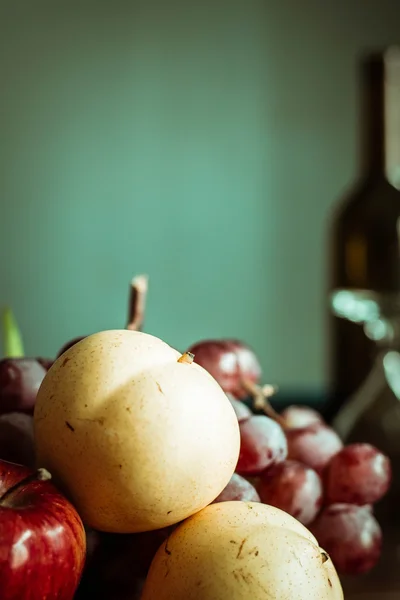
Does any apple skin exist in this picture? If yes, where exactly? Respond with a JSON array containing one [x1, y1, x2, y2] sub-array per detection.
[[0, 459, 86, 600]]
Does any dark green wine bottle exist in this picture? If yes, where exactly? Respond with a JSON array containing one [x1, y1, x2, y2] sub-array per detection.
[[329, 47, 400, 419]]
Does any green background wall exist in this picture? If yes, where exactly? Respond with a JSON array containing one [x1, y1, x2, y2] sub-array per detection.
[[1, 1, 399, 390]]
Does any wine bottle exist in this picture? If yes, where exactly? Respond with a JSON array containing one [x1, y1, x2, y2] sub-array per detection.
[[328, 47, 400, 420]]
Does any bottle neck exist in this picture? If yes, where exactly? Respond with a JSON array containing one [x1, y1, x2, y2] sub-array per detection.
[[361, 48, 400, 188]]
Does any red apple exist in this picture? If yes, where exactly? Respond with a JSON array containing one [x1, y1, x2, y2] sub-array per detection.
[[0, 459, 86, 599], [186, 339, 261, 399]]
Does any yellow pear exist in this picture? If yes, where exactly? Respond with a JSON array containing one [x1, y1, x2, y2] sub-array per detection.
[[141, 501, 344, 600], [34, 330, 240, 533]]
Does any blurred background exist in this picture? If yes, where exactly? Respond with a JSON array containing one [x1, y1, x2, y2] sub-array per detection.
[[0, 0, 400, 395]]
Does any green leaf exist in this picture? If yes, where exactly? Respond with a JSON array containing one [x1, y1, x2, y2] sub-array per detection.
[[2, 307, 25, 358]]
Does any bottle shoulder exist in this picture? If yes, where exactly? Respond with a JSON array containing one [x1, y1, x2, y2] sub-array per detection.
[[333, 177, 400, 228]]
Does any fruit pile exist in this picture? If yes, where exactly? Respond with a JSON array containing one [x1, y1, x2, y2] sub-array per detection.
[[0, 276, 390, 599], [190, 339, 390, 576]]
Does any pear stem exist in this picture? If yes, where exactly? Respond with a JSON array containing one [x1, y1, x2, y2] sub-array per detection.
[[126, 275, 148, 331], [241, 379, 287, 429], [178, 352, 195, 364], [0, 468, 52, 505], [321, 551, 330, 564]]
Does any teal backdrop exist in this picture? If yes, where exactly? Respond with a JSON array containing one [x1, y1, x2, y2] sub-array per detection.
[[1, 1, 399, 390]]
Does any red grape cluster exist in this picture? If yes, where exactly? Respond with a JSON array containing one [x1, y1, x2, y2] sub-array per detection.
[[216, 395, 391, 576], [189, 339, 392, 577]]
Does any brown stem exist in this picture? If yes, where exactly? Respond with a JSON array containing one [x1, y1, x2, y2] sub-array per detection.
[[241, 379, 287, 429], [178, 352, 195, 364], [321, 551, 330, 564], [126, 274, 148, 331], [0, 468, 51, 505]]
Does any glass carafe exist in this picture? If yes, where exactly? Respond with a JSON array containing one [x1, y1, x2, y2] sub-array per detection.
[[330, 289, 400, 598]]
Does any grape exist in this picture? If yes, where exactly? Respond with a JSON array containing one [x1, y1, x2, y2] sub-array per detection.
[[324, 443, 391, 505], [245, 474, 261, 489], [0, 412, 35, 468], [0, 358, 47, 414], [37, 358, 54, 371], [227, 394, 252, 422], [188, 340, 239, 392], [236, 415, 287, 475], [310, 504, 382, 575], [187, 339, 261, 399], [257, 460, 323, 525], [286, 422, 343, 472], [213, 473, 260, 503], [229, 340, 262, 388], [281, 405, 323, 428]]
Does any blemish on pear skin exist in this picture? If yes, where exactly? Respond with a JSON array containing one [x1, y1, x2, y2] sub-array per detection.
[[237, 537, 248, 558], [65, 421, 75, 432]]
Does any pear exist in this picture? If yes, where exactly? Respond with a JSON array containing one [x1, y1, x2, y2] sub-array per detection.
[[34, 330, 240, 533], [141, 501, 343, 600]]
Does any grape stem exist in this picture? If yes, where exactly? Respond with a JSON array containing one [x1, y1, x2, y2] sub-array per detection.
[[0, 468, 52, 505], [126, 275, 148, 331], [241, 379, 287, 429]]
